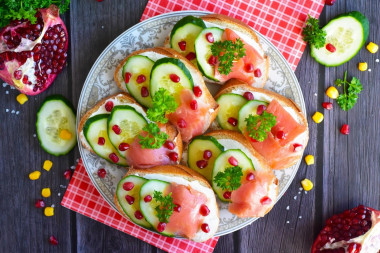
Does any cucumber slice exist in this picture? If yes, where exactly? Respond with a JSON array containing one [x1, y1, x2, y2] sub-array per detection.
[[187, 136, 224, 182], [216, 94, 247, 130], [150, 57, 194, 103], [194, 27, 224, 81], [311, 11, 369, 66], [139, 179, 173, 236], [237, 100, 269, 132], [107, 105, 147, 158], [83, 114, 127, 166], [36, 95, 77, 156], [170, 16, 206, 64], [122, 55, 154, 108], [212, 149, 254, 202]]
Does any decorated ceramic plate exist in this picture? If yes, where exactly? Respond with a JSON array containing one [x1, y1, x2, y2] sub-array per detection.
[[77, 11, 306, 237]]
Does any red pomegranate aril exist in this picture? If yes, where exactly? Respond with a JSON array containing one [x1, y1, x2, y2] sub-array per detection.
[[227, 117, 238, 126], [196, 160, 208, 169], [157, 222, 166, 232], [322, 102, 333, 110], [293, 143, 303, 152], [243, 91, 254, 100], [170, 73, 180, 83], [112, 125, 121, 135], [246, 172, 255, 181], [178, 41, 186, 51], [254, 69, 262, 78], [174, 204, 181, 213], [125, 195, 135, 205], [119, 143, 130, 151], [105, 101, 114, 112], [97, 168, 107, 178], [203, 150, 212, 160], [200, 204, 210, 216], [98, 137, 105, 145], [164, 140, 175, 150], [144, 195, 152, 203], [141, 86, 149, 97], [341, 124, 350, 135], [205, 33, 214, 43], [193, 86, 202, 97], [22, 75, 29, 84], [245, 63, 254, 73], [325, 0, 336, 6], [177, 118, 187, 128], [35, 199, 45, 208], [228, 156, 238, 166], [123, 182, 134, 191], [186, 52, 196, 61], [63, 169, 72, 180], [276, 131, 286, 140], [168, 152, 178, 162], [208, 55, 217, 65], [134, 210, 143, 220], [190, 100, 198, 110], [223, 191, 231, 199], [14, 70, 22, 80], [260, 196, 272, 205], [326, 43, 336, 53], [256, 105, 266, 115], [201, 223, 210, 233], [49, 235, 58, 246], [347, 243, 361, 253], [136, 74, 146, 84], [109, 153, 119, 163]]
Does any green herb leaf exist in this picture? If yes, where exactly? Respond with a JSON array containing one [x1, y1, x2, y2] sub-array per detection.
[[211, 38, 246, 75], [138, 123, 168, 149], [147, 88, 178, 123], [213, 166, 243, 191], [335, 71, 363, 111], [302, 15, 326, 49], [245, 111, 277, 142], [153, 190, 175, 223]]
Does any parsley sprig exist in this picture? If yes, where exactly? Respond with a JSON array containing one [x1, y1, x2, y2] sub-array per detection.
[[211, 38, 246, 75], [302, 15, 326, 49], [138, 123, 168, 149], [245, 111, 277, 142], [147, 88, 178, 123], [153, 191, 175, 223], [213, 166, 243, 191], [0, 0, 70, 28], [335, 71, 363, 111]]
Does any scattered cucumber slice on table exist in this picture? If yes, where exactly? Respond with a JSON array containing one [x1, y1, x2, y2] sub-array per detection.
[[122, 55, 154, 108], [237, 100, 269, 132], [194, 27, 224, 81], [311, 11, 369, 66], [116, 175, 152, 228], [36, 95, 77, 156], [187, 136, 224, 182], [216, 94, 247, 130], [83, 114, 127, 166]]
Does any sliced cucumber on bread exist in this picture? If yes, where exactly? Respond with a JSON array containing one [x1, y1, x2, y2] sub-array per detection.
[[237, 100, 268, 132], [216, 93, 248, 130]]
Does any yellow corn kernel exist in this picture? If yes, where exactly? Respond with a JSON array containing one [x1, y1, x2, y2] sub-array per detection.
[[29, 171, 41, 180], [366, 42, 379, 53], [43, 160, 53, 171], [44, 207, 54, 217], [358, 62, 368, 71], [305, 155, 315, 165], [301, 179, 314, 191], [59, 129, 72, 140], [326, 86, 339, 99], [312, 112, 324, 124], [41, 188, 51, 198], [16, 94, 28, 105]]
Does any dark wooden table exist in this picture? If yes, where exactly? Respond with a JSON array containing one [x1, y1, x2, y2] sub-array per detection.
[[1, 0, 379, 252]]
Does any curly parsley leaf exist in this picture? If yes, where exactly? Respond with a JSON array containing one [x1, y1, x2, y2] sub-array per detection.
[[147, 88, 178, 123], [245, 111, 277, 142], [302, 15, 326, 49], [138, 123, 168, 149], [211, 38, 246, 75], [213, 166, 243, 191], [153, 191, 175, 223], [335, 71, 363, 111]]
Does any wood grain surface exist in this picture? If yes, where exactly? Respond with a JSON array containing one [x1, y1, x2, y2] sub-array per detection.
[[0, 0, 379, 252]]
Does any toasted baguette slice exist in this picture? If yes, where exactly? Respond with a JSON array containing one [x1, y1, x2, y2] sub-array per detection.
[[164, 14, 269, 88], [115, 165, 219, 242], [214, 79, 309, 170], [114, 47, 219, 142], [78, 92, 182, 167]]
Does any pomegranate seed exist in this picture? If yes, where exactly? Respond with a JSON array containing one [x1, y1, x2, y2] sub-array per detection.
[[35, 199, 45, 208], [178, 41, 186, 51], [322, 102, 333, 110], [203, 150, 212, 160], [169, 73, 180, 83], [257, 104, 266, 115], [49, 235, 58, 245], [105, 101, 114, 112], [245, 63, 254, 73], [119, 143, 130, 151], [168, 152, 178, 162], [98, 137, 105, 145], [205, 33, 214, 43], [293, 143, 303, 152], [136, 74, 146, 84], [63, 169, 72, 180], [348, 243, 361, 253], [177, 118, 187, 128], [341, 124, 350, 135], [193, 86, 202, 97], [124, 72, 132, 83], [157, 222, 166, 232], [164, 140, 175, 150], [112, 125, 121, 135], [223, 191, 231, 199], [125, 195, 135, 205], [144, 195, 152, 202], [199, 204, 210, 216], [134, 210, 143, 220], [250, 137, 258, 143], [276, 131, 286, 140], [97, 168, 107, 178], [325, 0, 335, 6], [254, 69, 262, 77], [109, 153, 119, 163], [22, 75, 29, 84], [141, 86, 149, 97], [196, 160, 208, 169], [190, 100, 198, 110], [186, 52, 196, 61], [123, 182, 134, 191], [208, 55, 217, 65], [174, 204, 181, 213], [227, 117, 238, 126], [201, 223, 210, 233], [228, 156, 238, 166], [14, 70, 22, 80], [246, 172, 255, 181], [260, 196, 272, 205], [243, 92, 254, 100], [326, 43, 336, 53]]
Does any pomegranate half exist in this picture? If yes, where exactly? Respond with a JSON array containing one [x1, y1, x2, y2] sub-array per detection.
[[0, 5, 68, 95]]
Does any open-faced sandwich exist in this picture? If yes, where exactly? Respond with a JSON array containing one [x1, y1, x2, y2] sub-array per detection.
[[184, 130, 278, 218], [165, 15, 269, 88], [78, 92, 182, 168], [114, 47, 219, 142], [213, 79, 309, 170], [115, 165, 219, 242]]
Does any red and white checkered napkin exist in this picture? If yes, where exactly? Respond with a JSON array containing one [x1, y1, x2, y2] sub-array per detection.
[[61, 160, 218, 253], [141, 0, 325, 71]]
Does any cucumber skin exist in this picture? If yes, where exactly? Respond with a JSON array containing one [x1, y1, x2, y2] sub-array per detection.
[[311, 11, 369, 67], [170, 16, 206, 48], [36, 94, 77, 156], [188, 135, 225, 153]]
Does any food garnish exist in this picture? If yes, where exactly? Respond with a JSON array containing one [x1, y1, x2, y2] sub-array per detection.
[[326, 86, 339, 99], [245, 111, 277, 142], [29, 171, 41, 180], [214, 166, 243, 191], [340, 124, 350, 135], [211, 38, 246, 75], [358, 62, 368, 71], [41, 188, 51, 198], [312, 112, 324, 124], [335, 71, 363, 111], [304, 155, 315, 165], [138, 123, 168, 149], [147, 88, 178, 123], [302, 15, 326, 49], [43, 160, 53, 171], [366, 42, 379, 53], [16, 94, 28, 105], [153, 190, 175, 223], [44, 206, 54, 217], [301, 179, 314, 191]]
